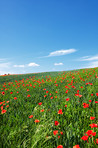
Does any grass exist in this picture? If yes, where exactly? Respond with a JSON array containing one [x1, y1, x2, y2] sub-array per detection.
[[0, 67, 98, 148]]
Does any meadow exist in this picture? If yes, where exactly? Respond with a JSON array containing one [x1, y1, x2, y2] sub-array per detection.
[[0, 68, 98, 148]]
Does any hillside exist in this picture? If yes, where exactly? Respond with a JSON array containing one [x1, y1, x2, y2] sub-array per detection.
[[0, 67, 98, 148]]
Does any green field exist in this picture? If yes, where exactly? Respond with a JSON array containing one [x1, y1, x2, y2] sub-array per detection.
[[0, 68, 98, 148]]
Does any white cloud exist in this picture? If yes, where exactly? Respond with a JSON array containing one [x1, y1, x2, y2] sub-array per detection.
[[47, 49, 76, 57], [28, 63, 40, 67], [13, 63, 40, 68], [54, 62, 63, 66], [13, 65, 25, 68], [80, 55, 98, 61], [0, 61, 40, 75], [81, 56, 90, 59]]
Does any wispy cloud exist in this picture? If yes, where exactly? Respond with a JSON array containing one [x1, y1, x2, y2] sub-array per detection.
[[38, 49, 77, 58], [54, 62, 63, 66], [27, 63, 40, 67], [0, 60, 40, 75], [81, 56, 90, 59], [48, 49, 76, 57], [13, 62, 40, 68], [79, 55, 98, 61], [13, 65, 25, 68]]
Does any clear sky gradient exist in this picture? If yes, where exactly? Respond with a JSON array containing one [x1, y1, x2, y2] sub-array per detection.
[[0, 0, 98, 74]]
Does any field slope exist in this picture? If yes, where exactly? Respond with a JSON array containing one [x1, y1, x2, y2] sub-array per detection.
[[0, 68, 98, 148]]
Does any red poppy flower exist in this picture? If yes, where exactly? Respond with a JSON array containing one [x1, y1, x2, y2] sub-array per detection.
[[73, 145, 80, 148], [54, 121, 59, 126], [89, 123, 98, 128], [95, 101, 98, 103], [27, 94, 30, 97], [1, 106, 3, 110], [81, 135, 88, 141], [65, 105, 67, 107], [65, 90, 68, 93], [1, 109, 7, 114], [58, 109, 63, 114], [57, 145, 63, 148], [40, 109, 44, 112], [10, 92, 13, 94], [91, 94, 93, 96], [38, 102, 42, 105], [51, 97, 53, 99], [96, 138, 98, 144], [86, 83, 89, 85], [83, 103, 89, 108], [75, 94, 79, 96], [96, 93, 98, 96], [44, 95, 46, 97], [66, 98, 70, 101], [34, 119, 40, 123], [90, 117, 95, 120], [46, 91, 48, 93], [86, 130, 93, 136], [92, 132, 96, 136], [72, 86, 76, 89], [60, 131, 63, 135], [79, 95, 82, 98], [65, 86, 68, 88], [53, 130, 58, 135], [89, 82, 93, 85], [2, 91, 5, 95], [58, 136, 60, 139], [89, 100, 92, 102], [29, 115, 33, 118], [83, 103, 86, 106], [14, 97, 17, 100], [6, 101, 9, 103], [0, 102, 3, 105]]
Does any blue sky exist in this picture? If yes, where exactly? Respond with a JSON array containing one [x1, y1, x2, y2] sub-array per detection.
[[0, 0, 98, 74]]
